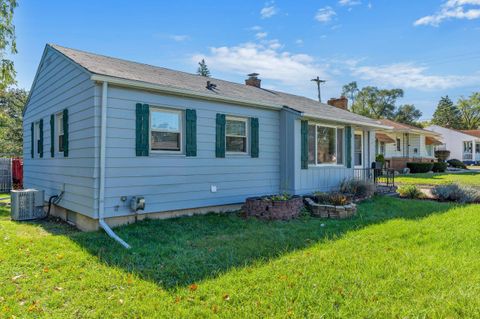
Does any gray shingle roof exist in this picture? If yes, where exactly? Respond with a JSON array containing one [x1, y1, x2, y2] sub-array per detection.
[[50, 44, 386, 128]]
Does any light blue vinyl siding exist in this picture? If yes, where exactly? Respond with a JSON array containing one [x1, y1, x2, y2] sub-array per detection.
[[23, 47, 97, 217], [101, 85, 280, 218]]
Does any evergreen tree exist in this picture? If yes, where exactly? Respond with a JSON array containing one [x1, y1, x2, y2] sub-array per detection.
[[431, 96, 462, 129], [196, 59, 211, 77]]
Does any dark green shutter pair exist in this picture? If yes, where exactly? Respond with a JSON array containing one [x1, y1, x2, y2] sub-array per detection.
[[30, 120, 44, 158], [135, 104, 197, 157], [215, 114, 259, 158], [300, 121, 353, 169]]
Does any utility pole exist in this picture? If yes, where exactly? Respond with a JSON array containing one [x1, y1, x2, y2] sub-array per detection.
[[311, 76, 326, 103]]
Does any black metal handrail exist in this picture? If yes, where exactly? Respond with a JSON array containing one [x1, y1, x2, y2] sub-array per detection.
[[353, 167, 395, 187]]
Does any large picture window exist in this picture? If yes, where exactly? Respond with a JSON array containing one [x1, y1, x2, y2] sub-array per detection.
[[150, 108, 182, 152], [307, 124, 344, 165], [226, 116, 248, 153]]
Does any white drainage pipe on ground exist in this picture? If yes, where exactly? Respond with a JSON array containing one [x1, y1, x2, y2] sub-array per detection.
[[99, 81, 131, 249]]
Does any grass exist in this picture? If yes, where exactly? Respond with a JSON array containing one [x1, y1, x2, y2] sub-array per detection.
[[395, 171, 480, 187], [1, 197, 480, 318]]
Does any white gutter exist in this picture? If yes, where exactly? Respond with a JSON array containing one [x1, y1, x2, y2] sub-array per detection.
[[302, 113, 393, 130], [99, 81, 131, 249]]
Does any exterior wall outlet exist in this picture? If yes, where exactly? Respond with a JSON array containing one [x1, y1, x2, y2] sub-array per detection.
[[210, 185, 217, 193]]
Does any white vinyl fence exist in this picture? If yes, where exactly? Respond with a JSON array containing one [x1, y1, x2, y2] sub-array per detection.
[[0, 158, 12, 193]]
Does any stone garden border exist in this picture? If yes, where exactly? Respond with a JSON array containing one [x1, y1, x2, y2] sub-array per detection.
[[304, 198, 357, 219], [243, 196, 304, 220]]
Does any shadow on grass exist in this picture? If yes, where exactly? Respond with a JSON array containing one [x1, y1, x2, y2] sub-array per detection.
[[34, 196, 454, 290]]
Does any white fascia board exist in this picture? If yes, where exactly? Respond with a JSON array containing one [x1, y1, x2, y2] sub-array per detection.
[[301, 112, 392, 130], [90, 74, 283, 111]]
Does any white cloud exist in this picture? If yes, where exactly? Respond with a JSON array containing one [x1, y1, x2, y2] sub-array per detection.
[[169, 35, 189, 42], [414, 0, 480, 26], [255, 32, 268, 39], [295, 39, 304, 45], [249, 25, 262, 31], [192, 41, 328, 87], [339, 0, 361, 6], [315, 6, 336, 23], [260, 2, 278, 19], [350, 62, 480, 90]]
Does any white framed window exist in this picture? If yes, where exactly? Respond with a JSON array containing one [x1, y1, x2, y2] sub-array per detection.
[[307, 123, 344, 166], [150, 107, 183, 153], [396, 138, 401, 152], [354, 132, 363, 167], [226, 116, 248, 154], [56, 112, 64, 153], [34, 121, 41, 156], [380, 141, 386, 155]]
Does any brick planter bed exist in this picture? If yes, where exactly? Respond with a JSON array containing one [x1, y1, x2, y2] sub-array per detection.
[[243, 196, 304, 220], [304, 197, 357, 219]]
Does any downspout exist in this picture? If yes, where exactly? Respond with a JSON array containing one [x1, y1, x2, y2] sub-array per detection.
[[98, 81, 131, 249]]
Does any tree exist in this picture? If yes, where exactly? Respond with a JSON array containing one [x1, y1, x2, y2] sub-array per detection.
[[196, 59, 211, 77], [351, 86, 404, 119], [0, 88, 27, 156], [0, 0, 18, 90], [457, 92, 480, 130], [341, 81, 359, 108], [393, 104, 423, 127], [431, 96, 462, 129]]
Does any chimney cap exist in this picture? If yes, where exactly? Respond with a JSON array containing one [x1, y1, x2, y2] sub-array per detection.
[[247, 73, 259, 78]]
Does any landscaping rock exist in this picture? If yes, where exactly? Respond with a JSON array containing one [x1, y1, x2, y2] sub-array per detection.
[[305, 198, 357, 219], [243, 196, 303, 220]]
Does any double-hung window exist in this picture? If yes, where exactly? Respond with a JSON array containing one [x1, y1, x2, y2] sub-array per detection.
[[56, 112, 64, 153], [150, 108, 183, 152], [307, 123, 344, 165], [396, 138, 401, 152], [226, 116, 248, 153], [34, 121, 41, 156]]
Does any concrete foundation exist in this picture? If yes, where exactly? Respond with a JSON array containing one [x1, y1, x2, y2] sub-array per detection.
[[48, 203, 243, 232]]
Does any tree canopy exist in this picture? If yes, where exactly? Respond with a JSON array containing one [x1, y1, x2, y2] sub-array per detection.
[[457, 92, 480, 130], [0, 88, 27, 156], [393, 104, 423, 127], [197, 59, 211, 77], [430, 96, 462, 129], [0, 0, 18, 90]]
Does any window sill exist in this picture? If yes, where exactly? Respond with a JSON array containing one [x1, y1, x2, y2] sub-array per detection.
[[308, 164, 346, 168]]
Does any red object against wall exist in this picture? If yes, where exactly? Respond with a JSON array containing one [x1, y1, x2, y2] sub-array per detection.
[[11, 158, 23, 189]]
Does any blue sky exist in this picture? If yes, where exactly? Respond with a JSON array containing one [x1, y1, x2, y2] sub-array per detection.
[[12, 0, 480, 119]]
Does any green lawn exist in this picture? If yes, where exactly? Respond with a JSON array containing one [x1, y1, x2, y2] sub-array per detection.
[[395, 171, 480, 187], [1, 197, 480, 318]]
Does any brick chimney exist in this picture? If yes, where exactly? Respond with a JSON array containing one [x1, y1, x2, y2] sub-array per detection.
[[245, 73, 261, 88], [327, 96, 348, 110]]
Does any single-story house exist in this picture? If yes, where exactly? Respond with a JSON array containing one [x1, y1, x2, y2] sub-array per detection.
[[426, 125, 480, 164], [23, 44, 390, 232], [375, 119, 442, 171]]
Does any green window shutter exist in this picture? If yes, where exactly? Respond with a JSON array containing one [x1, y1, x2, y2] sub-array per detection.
[[63, 108, 69, 157], [185, 109, 197, 157], [215, 113, 226, 158], [250, 117, 259, 158], [301, 120, 308, 169], [345, 126, 352, 168], [136, 103, 149, 156], [31, 122, 34, 158], [50, 114, 55, 157], [39, 119, 44, 158]]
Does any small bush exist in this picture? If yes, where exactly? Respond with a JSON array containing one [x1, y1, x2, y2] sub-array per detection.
[[447, 159, 467, 169], [268, 193, 292, 201], [313, 192, 349, 206], [406, 162, 434, 173], [432, 162, 447, 173], [435, 150, 450, 162], [339, 179, 375, 199], [432, 184, 480, 203], [375, 154, 385, 166], [397, 185, 423, 199]]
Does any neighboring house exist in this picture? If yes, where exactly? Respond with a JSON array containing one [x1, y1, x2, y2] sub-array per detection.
[[375, 119, 442, 171], [426, 125, 480, 164], [23, 44, 389, 231]]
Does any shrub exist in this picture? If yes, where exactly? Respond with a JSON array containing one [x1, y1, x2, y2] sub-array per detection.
[[432, 162, 447, 173], [435, 150, 450, 162], [268, 193, 292, 201], [447, 159, 467, 169], [339, 179, 375, 199], [431, 184, 480, 203], [375, 154, 385, 166], [406, 162, 434, 173], [313, 192, 349, 206], [397, 185, 423, 199]]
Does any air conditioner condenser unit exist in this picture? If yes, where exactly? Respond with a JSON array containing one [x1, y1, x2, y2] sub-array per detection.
[[11, 189, 45, 221]]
